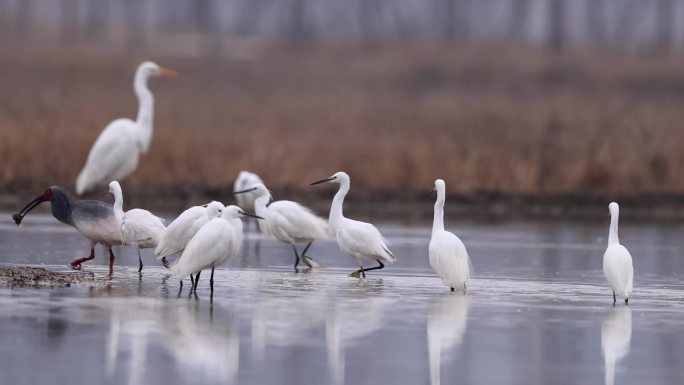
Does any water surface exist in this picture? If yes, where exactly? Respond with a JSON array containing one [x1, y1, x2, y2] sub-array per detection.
[[0, 213, 683, 385]]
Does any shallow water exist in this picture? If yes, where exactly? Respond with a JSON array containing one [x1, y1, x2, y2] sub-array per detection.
[[1, 213, 683, 385]]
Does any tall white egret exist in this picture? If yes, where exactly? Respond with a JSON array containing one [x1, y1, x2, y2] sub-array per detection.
[[601, 307, 632, 385], [154, 201, 225, 268], [311, 171, 395, 277], [234, 183, 328, 269], [429, 179, 470, 292], [170, 205, 262, 293], [75, 62, 177, 195], [603, 202, 634, 304], [108, 181, 166, 272]]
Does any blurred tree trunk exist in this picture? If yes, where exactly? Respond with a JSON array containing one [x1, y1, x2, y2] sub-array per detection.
[[547, 0, 565, 52], [86, 0, 109, 41], [233, 0, 266, 36], [508, 0, 529, 41], [16, 0, 33, 41], [124, 0, 144, 52], [287, 0, 310, 44], [443, 0, 469, 41], [60, 0, 79, 43], [656, 0, 674, 53], [586, 0, 606, 47]]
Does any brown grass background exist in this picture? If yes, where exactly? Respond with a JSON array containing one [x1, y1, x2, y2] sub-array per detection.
[[2, 44, 684, 216]]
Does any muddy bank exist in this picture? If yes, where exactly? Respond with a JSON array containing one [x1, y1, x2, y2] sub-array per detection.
[[0, 265, 94, 287]]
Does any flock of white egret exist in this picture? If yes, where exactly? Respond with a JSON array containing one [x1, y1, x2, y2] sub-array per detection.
[[11, 61, 634, 304]]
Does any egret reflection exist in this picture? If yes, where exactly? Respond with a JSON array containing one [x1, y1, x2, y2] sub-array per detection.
[[601, 306, 632, 385], [427, 294, 470, 385]]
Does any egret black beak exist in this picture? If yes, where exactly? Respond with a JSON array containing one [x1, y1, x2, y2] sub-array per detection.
[[12, 195, 43, 225], [234, 187, 258, 194], [310, 177, 334, 186], [239, 211, 264, 220], [431, 186, 436, 193], [101, 188, 110, 197]]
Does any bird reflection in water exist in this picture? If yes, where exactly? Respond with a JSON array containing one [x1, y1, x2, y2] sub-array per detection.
[[601, 306, 632, 385], [427, 294, 470, 385], [104, 298, 239, 385]]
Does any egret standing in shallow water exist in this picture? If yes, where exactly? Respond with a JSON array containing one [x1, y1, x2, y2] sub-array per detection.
[[429, 179, 470, 292], [311, 171, 395, 277], [107, 181, 165, 272], [75, 62, 177, 195], [12, 186, 122, 272], [603, 202, 634, 305], [170, 206, 261, 293], [234, 183, 328, 270], [154, 201, 225, 268]]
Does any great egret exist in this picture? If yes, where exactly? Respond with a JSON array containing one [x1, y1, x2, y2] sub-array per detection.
[[170, 205, 262, 293], [234, 183, 328, 270], [429, 179, 470, 292], [12, 186, 122, 272], [107, 181, 165, 272], [154, 201, 225, 268], [603, 202, 634, 304], [75, 61, 177, 195], [311, 171, 395, 277]]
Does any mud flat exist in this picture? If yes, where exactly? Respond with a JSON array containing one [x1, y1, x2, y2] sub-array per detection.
[[0, 265, 94, 287]]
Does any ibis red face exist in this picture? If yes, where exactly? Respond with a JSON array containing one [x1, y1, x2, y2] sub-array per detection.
[[12, 187, 53, 226]]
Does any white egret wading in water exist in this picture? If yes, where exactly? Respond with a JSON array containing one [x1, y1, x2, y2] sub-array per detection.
[[12, 186, 122, 273], [154, 201, 224, 269], [234, 171, 265, 254], [311, 172, 395, 277], [234, 183, 328, 270], [170, 205, 262, 294], [429, 179, 470, 292], [603, 202, 634, 305], [108, 181, 165, 272], [75, 62, 177, 195]]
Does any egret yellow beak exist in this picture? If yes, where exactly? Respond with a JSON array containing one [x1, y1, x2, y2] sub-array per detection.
[[158, 67, 179, 77]]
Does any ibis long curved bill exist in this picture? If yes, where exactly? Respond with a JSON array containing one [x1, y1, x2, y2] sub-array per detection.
[[13, 194, 45, 225]]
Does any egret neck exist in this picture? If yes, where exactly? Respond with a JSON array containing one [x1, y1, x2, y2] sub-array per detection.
[[110, 185, 125, 224], [432, 187, 445, 236], [134, 68, 154, 153], [329, 178, 349, 234], [253, 193, 271, 222], [608, 208, 619, 246]]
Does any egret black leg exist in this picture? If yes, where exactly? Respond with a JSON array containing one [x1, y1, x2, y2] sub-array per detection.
[[360, 261, 385, 274], [108, 248, 116, 276], [450, 287, 455, 292], [613, 292, 616, 305], [162, 257, 170, 269], [301, 241, 313, 256], [210, 267, 215, 293], [292, 245, 300, 269], [464, 283, 467, 294], [190, 274, 195, 288], [625, 298, 629, 305], [193, 271, 201, 293], [178, 280, 184, 297], [137, 249, 143, 273]]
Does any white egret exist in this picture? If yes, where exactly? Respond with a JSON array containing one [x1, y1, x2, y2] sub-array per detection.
[[234, 183, 328, 269], [311, 171, 395, 277], [170, 205, 262, 293], [154, 201, 225, 268], [603, 202, 634, 304], [601, 307, 632, 385], [108, 181, 166, 272], [233, 171, 264, 213], [429, 179, 470, 292], [75, 62, 177, 195]]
